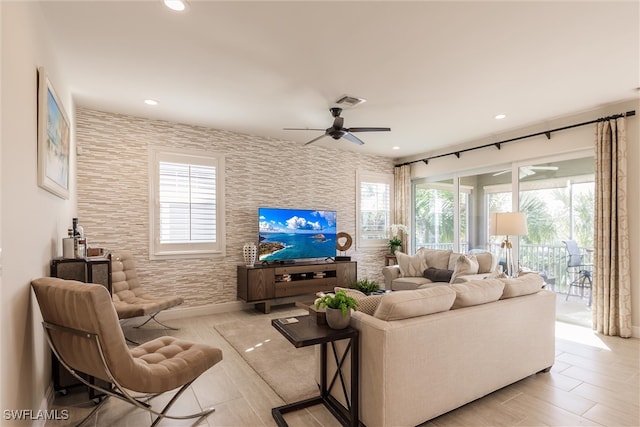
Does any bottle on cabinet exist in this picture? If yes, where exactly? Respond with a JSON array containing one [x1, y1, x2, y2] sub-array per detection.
[[68, 217, 87, 259]]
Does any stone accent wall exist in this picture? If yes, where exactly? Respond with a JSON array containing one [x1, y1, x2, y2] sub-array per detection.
[[76, 108, 394, 307]]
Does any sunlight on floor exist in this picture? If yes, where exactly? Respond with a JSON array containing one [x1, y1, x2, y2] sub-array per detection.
[[245, 338, 271, 352], [555, 321, 611, 351]]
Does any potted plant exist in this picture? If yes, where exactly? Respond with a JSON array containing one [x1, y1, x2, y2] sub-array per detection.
[[387, 224, 409, 254], [315, 290, 358, 329], [352, 278, 380, 295]]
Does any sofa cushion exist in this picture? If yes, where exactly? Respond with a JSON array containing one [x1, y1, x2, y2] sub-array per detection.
[[450, 255, 480, 283], [391, 276, 433, 291], [419, 248, 452, 270], [423, 267, 454, 283], [474, 252, 497, 274], [395, 251, 427, 277], [334, 287, 383, 315], [373, 286, 456, 321], [450, 279, 505, 309], [500, 273, 544, 299]]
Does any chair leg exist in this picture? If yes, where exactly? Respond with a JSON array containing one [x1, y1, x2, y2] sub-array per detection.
[[133, 312, 180, 330], [75, 395, 109, 427]]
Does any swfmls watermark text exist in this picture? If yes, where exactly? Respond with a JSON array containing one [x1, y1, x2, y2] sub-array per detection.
[[3, 409, 69, 421]]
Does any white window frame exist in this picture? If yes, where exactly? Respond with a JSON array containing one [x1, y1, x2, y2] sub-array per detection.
[[356, 171, 394, 249], [149, 147, 225, 260]]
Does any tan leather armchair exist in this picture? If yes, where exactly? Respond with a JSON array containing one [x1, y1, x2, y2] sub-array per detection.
[[31, 277, 223, 427], [110, 251, 184, 329]]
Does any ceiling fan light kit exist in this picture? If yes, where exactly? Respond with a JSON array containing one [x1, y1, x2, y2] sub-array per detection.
[[285, 107, 390, 146]]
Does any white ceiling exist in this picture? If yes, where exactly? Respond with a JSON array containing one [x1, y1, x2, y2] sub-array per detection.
[[39, 1, 639, 160]]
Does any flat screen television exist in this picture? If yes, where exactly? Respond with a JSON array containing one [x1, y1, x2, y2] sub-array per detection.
[[258, 207, 337, 262]]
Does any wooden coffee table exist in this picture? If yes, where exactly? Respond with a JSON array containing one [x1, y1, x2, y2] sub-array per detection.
[[271, 315, 359, 427]]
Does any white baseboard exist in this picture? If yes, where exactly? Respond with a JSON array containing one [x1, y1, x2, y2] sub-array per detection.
[[632, 325, 640, 339], [145, 297, 310, 322], [154, 300, 250, 321], [31, 383, 55, 427]]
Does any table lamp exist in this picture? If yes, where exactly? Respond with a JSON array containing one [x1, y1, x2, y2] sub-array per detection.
[[491, 212, 528, 277]]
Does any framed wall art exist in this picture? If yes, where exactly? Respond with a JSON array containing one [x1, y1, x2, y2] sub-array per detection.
[[38, 66, 70, 199]]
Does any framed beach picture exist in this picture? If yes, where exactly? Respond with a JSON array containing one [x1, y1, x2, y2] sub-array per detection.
[[37, 67, 70, 199]]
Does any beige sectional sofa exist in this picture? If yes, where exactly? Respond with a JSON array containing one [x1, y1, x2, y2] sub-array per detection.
[[382, 248, 499, 290], [319, 273, 555, 427]]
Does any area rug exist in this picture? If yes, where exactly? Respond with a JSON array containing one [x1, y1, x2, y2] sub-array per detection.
[[214, 307, 318, 403]]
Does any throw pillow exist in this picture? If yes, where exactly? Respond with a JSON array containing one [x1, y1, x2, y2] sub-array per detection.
[[373, 286, 456, 321], [355, 294, 384, 315], [334, 287, 382, 315], [395, 251, 428, 277], [499, 273, 544, 299], [450, 279, 505, 309], [420, 248, 452, 270], [474, 252, 498, 274], [423, 267, 454, 283], [334, 287, 366, 298], [449, 254, 480, 283]]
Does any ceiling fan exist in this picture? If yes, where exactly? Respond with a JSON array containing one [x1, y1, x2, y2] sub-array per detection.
[[284, 107, 390, 146], [493, 166, 559, 179]]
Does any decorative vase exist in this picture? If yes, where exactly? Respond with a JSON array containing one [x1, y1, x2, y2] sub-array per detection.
[[243, 242, 257, 267], [325, 307, 351, 329], [390, 244, 401, 255]]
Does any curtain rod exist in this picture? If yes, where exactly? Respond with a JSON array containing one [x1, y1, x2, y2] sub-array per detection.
[[395, 110, 636, 168]]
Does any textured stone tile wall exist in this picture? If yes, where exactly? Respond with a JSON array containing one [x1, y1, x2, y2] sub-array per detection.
[[75, 108, 394, 308]]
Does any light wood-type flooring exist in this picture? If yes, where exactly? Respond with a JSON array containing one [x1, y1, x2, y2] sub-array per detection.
[[46, 305, 639, 427]]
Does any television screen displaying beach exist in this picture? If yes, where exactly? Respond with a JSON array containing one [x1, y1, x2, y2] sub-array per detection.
[[258, 208, 337, 261]]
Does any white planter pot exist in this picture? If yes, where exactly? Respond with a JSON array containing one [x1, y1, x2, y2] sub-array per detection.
[[325, 307, 351, 329]]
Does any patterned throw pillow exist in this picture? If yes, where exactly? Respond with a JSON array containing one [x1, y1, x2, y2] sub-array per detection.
[[334, 287, 383, 315]]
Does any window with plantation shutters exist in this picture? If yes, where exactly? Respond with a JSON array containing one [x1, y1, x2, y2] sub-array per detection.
[[356, 171, 394, 248], [150, 148, 225, 259]]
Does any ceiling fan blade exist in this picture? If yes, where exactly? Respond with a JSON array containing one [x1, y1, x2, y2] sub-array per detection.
[[342, 132, 365, 145], [283, 127, 326, 131], [304, 133, 329, 146], [348, 127, 391, 133]]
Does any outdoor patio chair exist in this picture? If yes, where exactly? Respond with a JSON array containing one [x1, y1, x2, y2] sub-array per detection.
[[31, 277, 223, 427], [562, 240, 593, 306]]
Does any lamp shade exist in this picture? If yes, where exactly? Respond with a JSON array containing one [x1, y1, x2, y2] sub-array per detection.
[[491, 212, 528, 236]]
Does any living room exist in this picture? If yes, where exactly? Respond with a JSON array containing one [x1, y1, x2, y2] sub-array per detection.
[[1, 1, 639, 426]]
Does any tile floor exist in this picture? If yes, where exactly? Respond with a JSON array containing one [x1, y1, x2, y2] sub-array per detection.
[[45, 305, 639, 427]]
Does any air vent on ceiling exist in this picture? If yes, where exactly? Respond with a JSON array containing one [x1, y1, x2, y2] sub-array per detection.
[[335, 95, 367, 108]]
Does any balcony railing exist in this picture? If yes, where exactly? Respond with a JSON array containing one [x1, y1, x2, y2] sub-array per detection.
[[416, 242, 594, 294]]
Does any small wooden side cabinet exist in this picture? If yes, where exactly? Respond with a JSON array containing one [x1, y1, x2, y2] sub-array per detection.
[[49, 256, 112, 397]]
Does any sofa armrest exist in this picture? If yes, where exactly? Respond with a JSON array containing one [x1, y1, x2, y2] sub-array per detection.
[[382, 265, 401, 290]]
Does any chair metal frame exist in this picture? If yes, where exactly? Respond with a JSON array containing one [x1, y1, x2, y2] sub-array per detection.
[[563, 240, 593, 306], [42, 321, 215, 427]]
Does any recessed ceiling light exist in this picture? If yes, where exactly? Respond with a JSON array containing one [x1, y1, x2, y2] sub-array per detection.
[[144, 99, 158, 106], [392, 146, 400, 150], [163, 0, 188, 12], [495, 113, 507, 120]]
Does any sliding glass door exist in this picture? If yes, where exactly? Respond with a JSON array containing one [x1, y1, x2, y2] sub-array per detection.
[[412, 154, 594, 277]]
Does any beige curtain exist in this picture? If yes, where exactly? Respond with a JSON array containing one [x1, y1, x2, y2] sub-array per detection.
[[394, 165, 411, 253], [593, 117, 632, 337]]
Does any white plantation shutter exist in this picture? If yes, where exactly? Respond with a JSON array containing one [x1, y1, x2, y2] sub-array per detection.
[[159, 162, 216, 243], [150, 149, 225, 258], [360, 181, 390, 240], [357, 171, 394, 247]]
